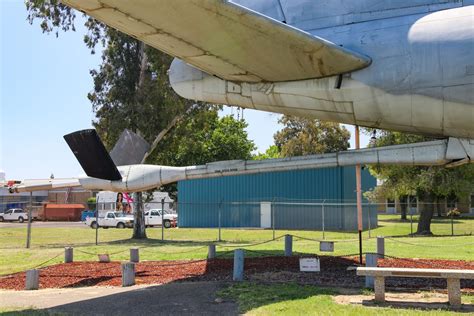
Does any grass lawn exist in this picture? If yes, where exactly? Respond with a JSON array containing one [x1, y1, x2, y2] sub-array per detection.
[[0, 215, 472, 275], [218, 283, 474, 315]]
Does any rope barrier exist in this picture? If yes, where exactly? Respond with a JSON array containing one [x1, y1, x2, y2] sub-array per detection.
[[244, 249, 280, 257], [140, 245, 209, 255], [216, 235, 285, 248], [385, 237, 474, 248], [292, 235, 370, 243], [0, 251, 63, 278]]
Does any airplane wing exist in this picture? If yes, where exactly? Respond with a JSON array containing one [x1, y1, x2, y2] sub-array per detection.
[[63, 0, 371, 83], [2, 178, 82, 193]]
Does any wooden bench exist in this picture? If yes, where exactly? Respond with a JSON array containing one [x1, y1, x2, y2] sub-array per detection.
[[357, 267, 474, 307]]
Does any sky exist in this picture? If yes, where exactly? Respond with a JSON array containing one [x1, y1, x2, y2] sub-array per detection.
[[0, 1, 368, 180]]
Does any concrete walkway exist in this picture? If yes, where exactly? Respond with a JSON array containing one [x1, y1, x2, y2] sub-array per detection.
[[0, 282, 238, 315]]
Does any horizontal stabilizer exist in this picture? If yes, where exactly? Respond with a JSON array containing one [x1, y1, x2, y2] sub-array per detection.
[[64, 129, 122, 181], [63, 0, 371, 82]]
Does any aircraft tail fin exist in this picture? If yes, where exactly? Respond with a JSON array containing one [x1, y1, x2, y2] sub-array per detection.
[[64, 129, 122, 181], [109, 129, 151, 166]]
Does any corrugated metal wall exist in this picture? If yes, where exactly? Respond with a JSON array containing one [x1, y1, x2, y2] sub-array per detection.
[[177, 166, 377, 231]]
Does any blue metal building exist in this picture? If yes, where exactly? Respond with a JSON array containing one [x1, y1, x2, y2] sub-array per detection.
[[177, 166, 377, 231]]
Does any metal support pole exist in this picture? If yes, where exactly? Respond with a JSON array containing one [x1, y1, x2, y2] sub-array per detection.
[[284, 235, 293, 257], [26, 192, 32, 249], [161, 198, 165, 241], [95, 196, 99, 245], [410, 197, 414, 236], [355, 126, 363, 264], [272, 199, 276, 240], [376, 236, 385, 259], [218, 201, 222, 242], [322, 201, 326, 240], [233, 249, 244, 281], [368, 205, 372, 239]]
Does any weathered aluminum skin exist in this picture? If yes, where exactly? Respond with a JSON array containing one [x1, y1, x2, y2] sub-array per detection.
[[62, 0, 474, 139], [170, 2, 474, 139]]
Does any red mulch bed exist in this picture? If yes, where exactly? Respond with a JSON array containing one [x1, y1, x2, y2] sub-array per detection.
[[0, 256, 472, 291]]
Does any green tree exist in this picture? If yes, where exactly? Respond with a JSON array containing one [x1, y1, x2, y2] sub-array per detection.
[[26, 2, 257, 236], [150, 111, 256, 199], [368, 130, 474, 235], [274, 116, 350, 157], [253, 145, 281, 160]]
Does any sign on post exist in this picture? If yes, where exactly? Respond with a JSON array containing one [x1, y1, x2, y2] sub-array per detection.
[[299, 258, 320, 272], [320, 241, 334, 252]]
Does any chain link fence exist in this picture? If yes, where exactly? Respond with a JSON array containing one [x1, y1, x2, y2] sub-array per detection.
[[0, 199, 472, 250]]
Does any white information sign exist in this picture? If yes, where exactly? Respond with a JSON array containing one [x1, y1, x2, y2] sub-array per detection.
[[299, 258, 320, 272], [320, 241, 335, 252]]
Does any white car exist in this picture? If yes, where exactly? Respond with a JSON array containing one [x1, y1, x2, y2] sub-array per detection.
[[145, 209, 178, 228], [0, 208, 28, 223], [85, 211, 134, 229]]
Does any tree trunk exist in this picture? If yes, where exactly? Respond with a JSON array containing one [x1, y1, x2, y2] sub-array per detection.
[[131, 42, 149, 239], [436, 196, 443, 217], [416, 192, 435, 235], [132, 192, 147, 239], [399, 195, 408, 221]]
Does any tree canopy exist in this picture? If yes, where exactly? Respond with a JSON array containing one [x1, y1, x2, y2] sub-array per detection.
[[367, 130, 474, 234], [274, 116, 351, 157], [25, 1, 256, 238]]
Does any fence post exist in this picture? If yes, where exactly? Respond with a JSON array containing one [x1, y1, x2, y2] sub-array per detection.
[[161, 198, 165, 241], [25, 269, 39, 290], [65, 247, 74, 263], [218, 201, 222, 242], [233, 249, 244, 281], [376, 237, 385, 259], [409, 197, 414, 236], [208, 244, 216, 259], [272, 199, 276, 240], [368, 205, 372, 238], [365, 253, 378, 288], [26, 192, 33, 249], [130, 248, 140, 263], [322, 201, 325, 240], [121, 262, 135, 287], [285, 235, 293, 257], [95, 199, 100, 245]]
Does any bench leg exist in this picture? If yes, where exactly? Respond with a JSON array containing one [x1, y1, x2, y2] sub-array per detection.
[[374, 276, 385, 302], [447, 278, 461, 307]]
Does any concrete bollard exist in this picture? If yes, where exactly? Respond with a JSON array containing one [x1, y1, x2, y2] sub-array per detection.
[[365, 254, 378, 288], [130, 248, 140, 263], [285, 235, 293, 257], [25, 269, 39, 290], [208, 244, 216, 259], [377, 236, 385, 259], [65, 247, 74, 263], [233, 249, 244, 281], [121, 262, 135, 287]]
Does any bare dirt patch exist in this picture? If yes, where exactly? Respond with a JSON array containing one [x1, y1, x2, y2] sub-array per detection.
[[334, 292, 474, 312]]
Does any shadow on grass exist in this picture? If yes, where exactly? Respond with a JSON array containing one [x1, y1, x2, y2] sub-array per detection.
[[218, 282, 336, 314], [5, 282, 238, 316]]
